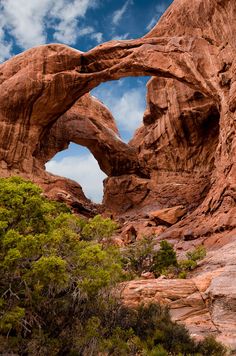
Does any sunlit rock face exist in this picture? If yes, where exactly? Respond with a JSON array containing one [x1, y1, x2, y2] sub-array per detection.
[[0, 0, 236, 347], [104, 0, 236, 238]]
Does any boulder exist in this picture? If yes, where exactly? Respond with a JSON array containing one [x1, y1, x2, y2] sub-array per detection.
[[149, 206, 187, 225]]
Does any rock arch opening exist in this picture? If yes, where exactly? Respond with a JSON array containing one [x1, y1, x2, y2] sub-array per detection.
[[92, 77, 151, 142], [33, 73, 220, 214], [46, 144, 106, 203], [116, 77, 221, 214], [44, 77, 151, 203]]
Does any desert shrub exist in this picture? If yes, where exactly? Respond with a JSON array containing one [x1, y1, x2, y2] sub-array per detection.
[[196, 335, 227, 356], [129, 303, 195, 355], [151, 240, 178, 276], [81, 214, 118, 242], [187, 245, 206, 262], [122, 238, 206, 278], [0, 176, 68, 236], [178, 270, 188, 279], [0, 177, 123, 354], [104, 303, 227, 356], [122, 239, 178, 278], [179, 258, 198, 272], [121, 237, 154, 276], [178, 245, 206, 275]]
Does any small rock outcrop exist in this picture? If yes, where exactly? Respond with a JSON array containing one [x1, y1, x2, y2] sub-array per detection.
[[0, 0, 235, 348], [149, 206, 187, 225], [123, 230, 236, 348]]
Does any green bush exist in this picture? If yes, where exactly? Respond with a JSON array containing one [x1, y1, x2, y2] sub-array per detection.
[[196, 335, 227, 356], [122, 239, 178, 278], [152, 240, 178, 276], [179, 258, 197, 272], [103, 303, 227, 356], [178, 270, 187, 279], [179, 245, 206, 274], [121, 237, 154, 276], [81, 214, 118, 242], [0, 177, 123, 354], [0, 176, 63, 235], [187, 245, 206, 262]]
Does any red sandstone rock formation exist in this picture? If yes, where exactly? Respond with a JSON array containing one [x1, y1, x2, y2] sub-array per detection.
[[0, 0, 236, 348], [104, 0, 236, 240], [36, 94, 146, 177]]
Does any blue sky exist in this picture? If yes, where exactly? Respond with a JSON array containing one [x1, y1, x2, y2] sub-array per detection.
[[0, 0, 173, 202]]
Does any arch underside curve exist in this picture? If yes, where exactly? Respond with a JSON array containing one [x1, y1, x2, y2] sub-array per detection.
[[0, 35, 220, 176]]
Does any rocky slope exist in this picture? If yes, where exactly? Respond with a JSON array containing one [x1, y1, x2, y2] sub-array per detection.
[[0, 0, 235, 349]]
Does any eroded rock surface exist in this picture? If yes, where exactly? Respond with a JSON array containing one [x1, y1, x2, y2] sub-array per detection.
[[35, 94, 148, 178], [123, 231, 236, 349], [103, 0, 236, 239], [0, 0, 236, 348]]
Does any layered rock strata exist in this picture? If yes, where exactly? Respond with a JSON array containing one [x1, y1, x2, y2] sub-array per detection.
[[122, 230, 236, 349]]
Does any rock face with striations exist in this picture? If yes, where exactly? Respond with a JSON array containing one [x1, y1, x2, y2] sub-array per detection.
[[0, 0, 236, 348]]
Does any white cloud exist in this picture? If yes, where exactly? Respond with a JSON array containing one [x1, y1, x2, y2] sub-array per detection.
[[112, 89, 145, 133], [0, 0, 100, 54], [146, 3, 168, 31], [53, 20, 78, 44], [51, 0, 98, 43], [46, 153, 107, 203], [112, 0, 133, 26], [146, 17, 157, 31], [90, 31, 103, 43], [92, 85, 146, 141], [112, 33, 130, 41], [2, 0, 50, 49], [77, 26, 94, 36], [0, 8, 13, 61], [0, 41, 12, 62]]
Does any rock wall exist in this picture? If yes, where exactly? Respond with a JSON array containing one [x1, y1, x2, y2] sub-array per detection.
[[103, 0, 236, 240], [122, 230, 236, 349]]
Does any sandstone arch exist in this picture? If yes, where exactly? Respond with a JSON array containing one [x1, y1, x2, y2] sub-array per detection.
[[0, 0, 235, 230], [35, 93, 148, 178], [0, 36, 215, 175]]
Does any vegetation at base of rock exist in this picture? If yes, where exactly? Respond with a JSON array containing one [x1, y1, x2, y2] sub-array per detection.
[[152, 240, 178, 275], [0, 177, 226, 355], [121, 237, 154, 276], [178, 245, 207, 277], [80, 214, 118, 242], [122, 237, 206, 279]]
